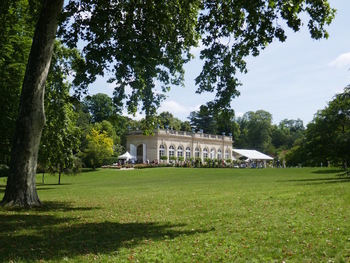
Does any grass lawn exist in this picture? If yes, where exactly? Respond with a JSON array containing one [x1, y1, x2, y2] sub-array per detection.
[[0, 167, 349, 262]]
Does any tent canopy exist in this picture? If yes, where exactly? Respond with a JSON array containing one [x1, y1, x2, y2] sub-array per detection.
[[232, 149, 273, 161], [118, 151, 136, 161]]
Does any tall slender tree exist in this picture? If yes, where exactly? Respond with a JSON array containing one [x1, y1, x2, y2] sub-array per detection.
[[39, 42, 82, 185]]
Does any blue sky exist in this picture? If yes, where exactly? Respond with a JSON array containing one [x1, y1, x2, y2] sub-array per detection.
[[88, 0, 350, 126]]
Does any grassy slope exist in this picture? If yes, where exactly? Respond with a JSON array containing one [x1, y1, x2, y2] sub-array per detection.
[[0, 168, 349, 262]]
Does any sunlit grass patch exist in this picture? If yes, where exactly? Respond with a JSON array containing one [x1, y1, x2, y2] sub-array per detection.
[[0, 168, 349, 262]]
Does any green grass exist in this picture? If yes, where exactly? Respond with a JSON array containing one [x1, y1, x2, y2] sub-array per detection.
[[0, 168, 349, 262]]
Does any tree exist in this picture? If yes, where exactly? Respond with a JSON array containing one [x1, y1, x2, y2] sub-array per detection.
[[188, 106, 238, 136], [188, 105, 218, 134], [2, 0, 335, 206], [84, 93, 114, 123], [107, 114, 137, 151], [215, 109, 239, 136], [38, 42, 82, 185], [158, 111, 183, 131], [271, 119, 305, 153], [93, 120, 119, 145], [1, 0, 64, 207], [0, 0, 38, 166], [303, 86, 350, 169], [180, 121, 192, 132], [240, 110, 273, 153], [82, 129, 114, 169]]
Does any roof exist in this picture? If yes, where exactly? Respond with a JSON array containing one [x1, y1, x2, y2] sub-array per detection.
[[232, 149, 273, 160], [118, 151, 136, 160]]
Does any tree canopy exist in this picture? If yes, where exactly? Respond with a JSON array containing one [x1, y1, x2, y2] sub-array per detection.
[[59, 0, 335, 121], [301, 86, 350, 168]]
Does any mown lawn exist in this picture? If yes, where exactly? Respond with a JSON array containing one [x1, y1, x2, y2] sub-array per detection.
[[0, 167, 349, 262]]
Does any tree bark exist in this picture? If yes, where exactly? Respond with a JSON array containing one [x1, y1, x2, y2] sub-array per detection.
[[1, 0, 64, 207]]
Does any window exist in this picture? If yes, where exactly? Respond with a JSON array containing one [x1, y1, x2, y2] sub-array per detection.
[[177, 146, 183, 157], [210, 148, 215, 159], [159, 144, 165, 157], [217, 149, 222, 160], [203, 148, 208, 159], [169, 145, 175, 157], [225, 150, 230, 160], [186, 147, 191, 159], [195, 147, 200, 158]]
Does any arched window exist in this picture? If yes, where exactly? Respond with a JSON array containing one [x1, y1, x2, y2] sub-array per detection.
[[203, 148, 208, 159], [217, 149, 222, 160], [225, 150, 230, 160], [159, 144, 165, 157], [185, 147, 191, 159], [177, 146, 183, 157], [195, 147, 200, 158], [210, 148, 215, 159], [169, 145, 175, 157]]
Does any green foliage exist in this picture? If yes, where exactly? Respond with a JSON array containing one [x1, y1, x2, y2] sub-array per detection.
[[102, 156, 118, 166], [60, 0, 200, 128], [58, 0, 335, 129], [195, 1, 335, 111], [93, 120, 120, 146], [285, 146, 304, 167], [0, 0, 38, 164], [235, 110, 273, 153], [39, 42, 82, 184], [84, 93, 114, 123], [160, 156, 168, 161], [82, 128, 114, 169], [188, 105, 218, 134], [177, 156, 184, 162], [180, 121, 192, 132], [158, 111, 183, 131], [302, 86, 350, 168]]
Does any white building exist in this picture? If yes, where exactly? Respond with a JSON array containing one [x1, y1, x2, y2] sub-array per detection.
[[126, 129, 233, 163]]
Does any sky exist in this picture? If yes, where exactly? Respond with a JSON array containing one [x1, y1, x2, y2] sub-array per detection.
[[88, 0, 350, 126]]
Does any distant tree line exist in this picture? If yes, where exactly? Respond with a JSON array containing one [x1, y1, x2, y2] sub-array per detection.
[[1, 83, 350, 179]]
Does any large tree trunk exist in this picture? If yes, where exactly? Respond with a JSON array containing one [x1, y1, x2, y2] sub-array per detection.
[[1, 0, 64, 207]]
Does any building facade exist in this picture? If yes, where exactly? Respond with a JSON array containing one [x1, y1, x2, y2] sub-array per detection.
[[126, 129, 233, 163]]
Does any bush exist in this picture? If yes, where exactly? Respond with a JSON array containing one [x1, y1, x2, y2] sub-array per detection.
[[102, 157, 118, 166]]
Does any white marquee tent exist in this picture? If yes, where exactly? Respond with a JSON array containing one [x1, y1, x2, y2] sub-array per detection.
[[232, 149, 273, 168], [118, 151, 136, 162], [232, 149, 273, 161]]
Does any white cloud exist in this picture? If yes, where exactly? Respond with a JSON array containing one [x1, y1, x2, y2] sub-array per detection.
[[235, 112, 244, 118], [122, 110, 145, 121], [159, 100, 200, 115], [329, 52, 350, 68]]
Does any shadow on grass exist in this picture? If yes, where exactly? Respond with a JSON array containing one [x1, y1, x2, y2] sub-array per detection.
[[280, 177, 350, 185], [311, 169, 344, 174], [82, 168, 99, 173], [37, 183, 71, 188], [0, 201, 209, 261]]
